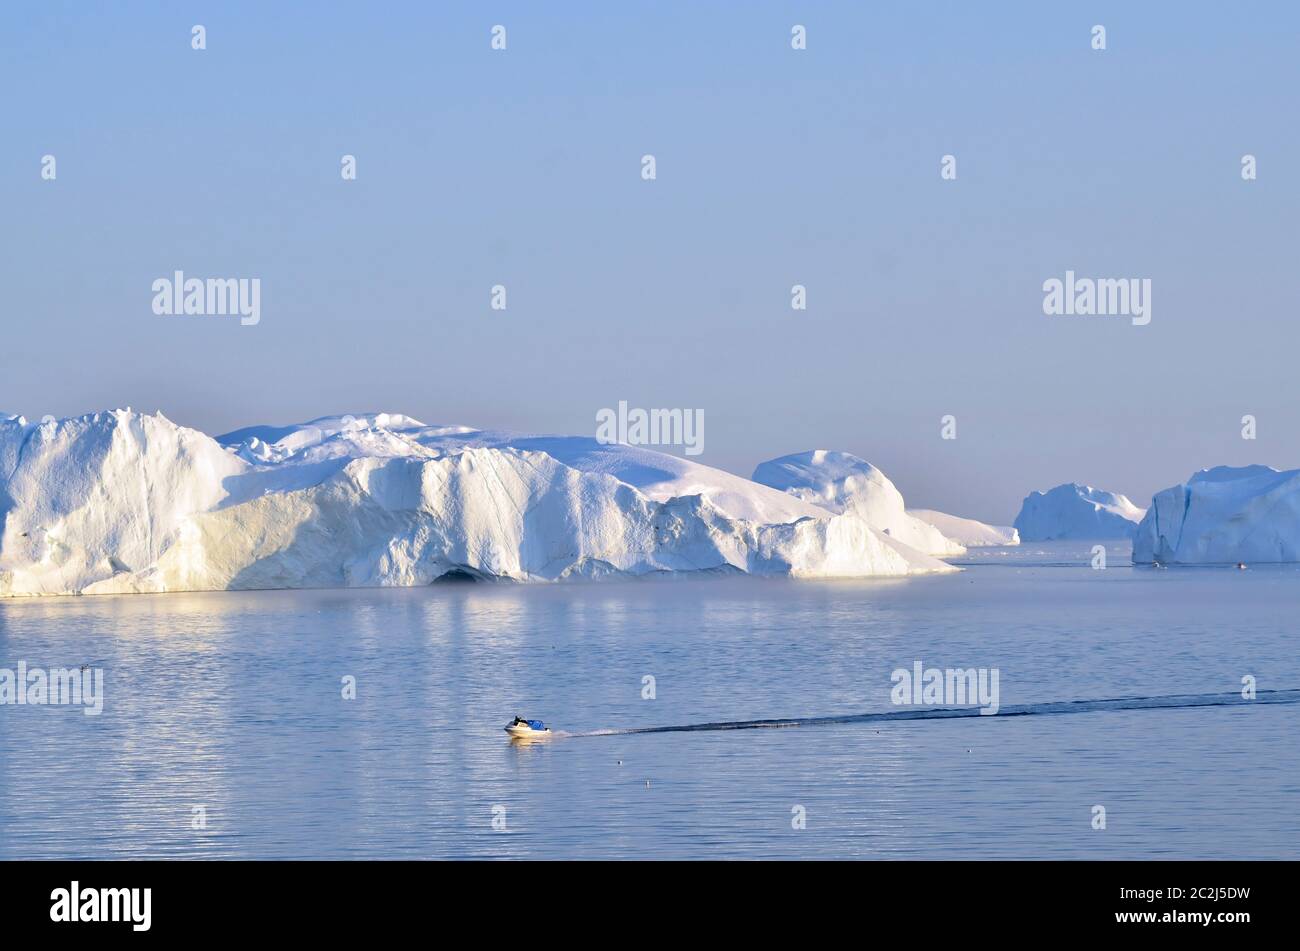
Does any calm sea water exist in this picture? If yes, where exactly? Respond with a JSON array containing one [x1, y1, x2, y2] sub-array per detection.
[[2, 541, 1297, 859]]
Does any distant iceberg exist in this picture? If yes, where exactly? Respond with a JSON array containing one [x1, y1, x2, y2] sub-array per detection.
[[1013, 483, 1145, 540], [1133, 465, 1300, 565], [907, 509, 1019, 547], [751, 450, 966, 557], [0, 411, 955, 597]]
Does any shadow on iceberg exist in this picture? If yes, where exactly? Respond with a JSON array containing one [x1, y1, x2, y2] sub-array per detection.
[[432, 567, 491, 584]]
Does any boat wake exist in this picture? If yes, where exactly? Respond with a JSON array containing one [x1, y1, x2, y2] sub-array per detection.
[[565, 689, 1300, 738]]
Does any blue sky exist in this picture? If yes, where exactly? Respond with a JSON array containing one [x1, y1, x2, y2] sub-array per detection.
[[3, 2, 1297, 521]]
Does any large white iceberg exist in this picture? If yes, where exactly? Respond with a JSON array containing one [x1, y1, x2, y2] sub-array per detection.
[[0, 410, 956, 597], [1013, 483, 1145, 540], [751, 450, 965, 556], [1133, 465, 1300, 564], [906, 509, 1019, 547]]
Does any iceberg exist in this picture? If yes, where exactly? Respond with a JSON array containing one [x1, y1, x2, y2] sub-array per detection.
[[0, 410, 956, 597], [1133, 465, 1300, 565], [1013, 483, 1145, 540], [751, 450, 966, 557], [907, 509, 1020, 547]]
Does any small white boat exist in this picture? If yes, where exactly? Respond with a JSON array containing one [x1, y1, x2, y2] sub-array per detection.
[[505, 717, 551, 738]]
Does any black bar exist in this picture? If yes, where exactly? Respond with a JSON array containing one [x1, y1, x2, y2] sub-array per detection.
[[0, 860, 1283, 937]]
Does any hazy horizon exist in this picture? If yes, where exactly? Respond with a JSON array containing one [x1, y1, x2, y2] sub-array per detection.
[[4, 2, 1297, 523]]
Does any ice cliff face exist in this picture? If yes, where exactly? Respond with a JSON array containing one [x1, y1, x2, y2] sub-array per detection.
[[1133, 465, 1300, 564], [0, 411, 245, 596], [1012, 483, 1144, 540], [0, 411, 955, 597], [751, 450, 966, 557]]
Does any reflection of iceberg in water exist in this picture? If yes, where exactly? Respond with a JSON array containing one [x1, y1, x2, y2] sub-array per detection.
[[4, 573, 1298, 860], [0, 590, 244, 856]]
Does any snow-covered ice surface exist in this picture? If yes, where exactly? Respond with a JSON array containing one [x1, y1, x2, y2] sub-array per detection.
[[907, 509, 1019, 547], [751, 450, 966, 556], [1133, 465, 1300, 565], [1013, 483, 1145, 541], [0, 411, 955, 597]]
